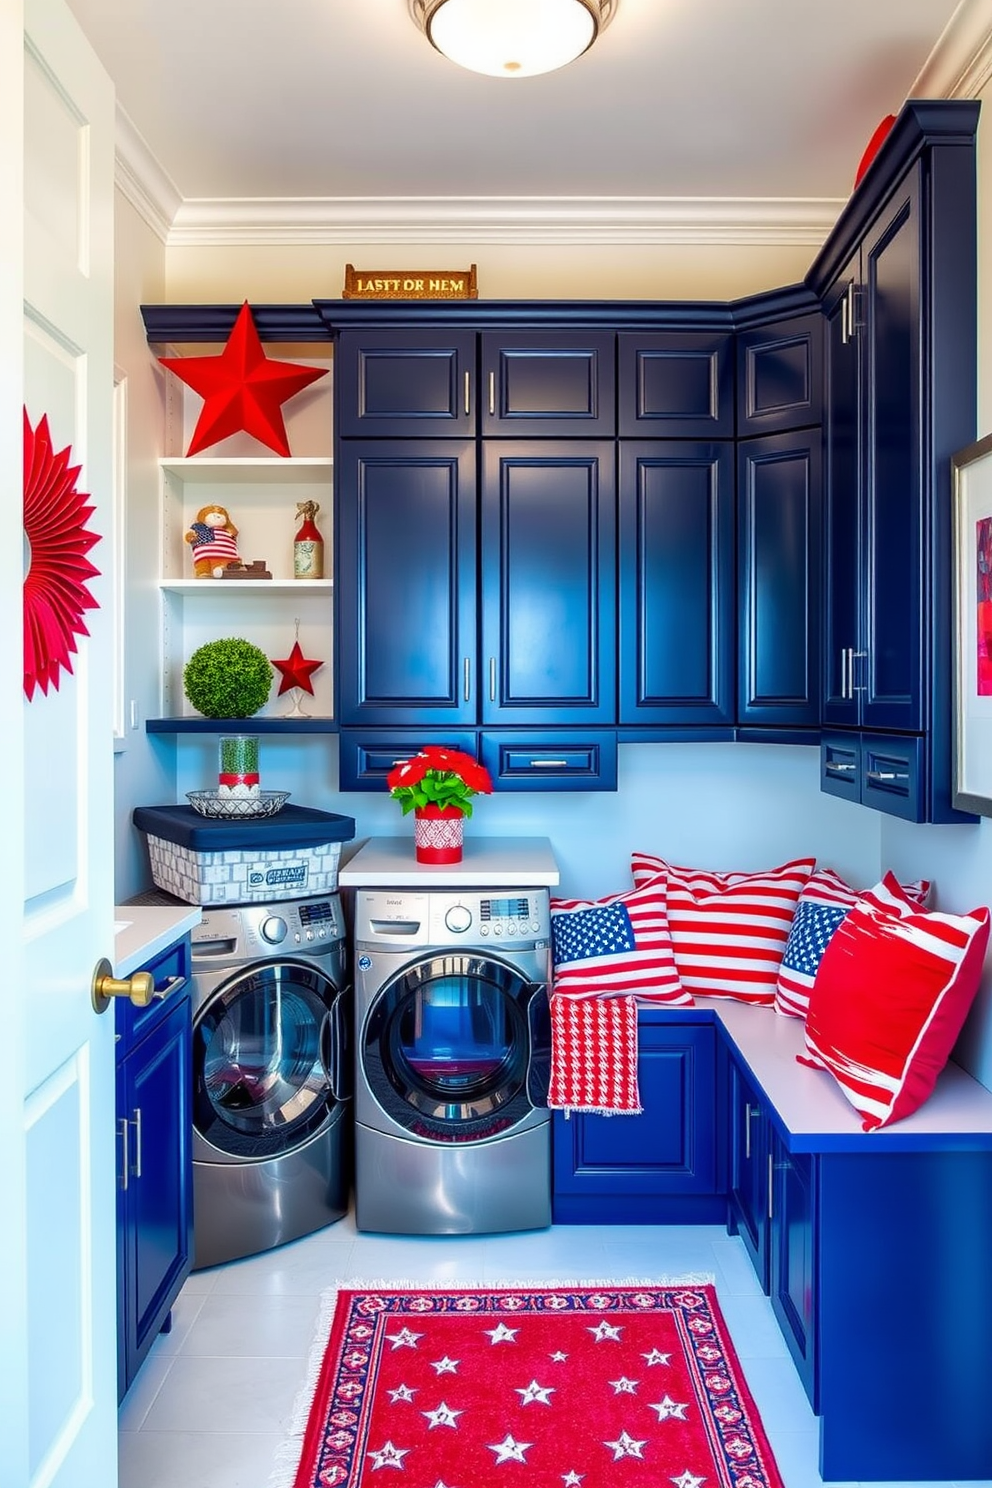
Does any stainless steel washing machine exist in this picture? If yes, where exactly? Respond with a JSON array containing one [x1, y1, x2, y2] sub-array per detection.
[[190, 894, 351, 1268], [353, 887, 552, 1235]]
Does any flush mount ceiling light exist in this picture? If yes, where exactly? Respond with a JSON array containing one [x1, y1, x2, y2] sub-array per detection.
[[409, 0, 617, 79]]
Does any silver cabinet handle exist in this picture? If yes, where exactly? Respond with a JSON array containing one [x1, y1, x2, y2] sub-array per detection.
[[463, 656, 471, 703], [488, 371, 496, 416], [745, 1104, 758, 1161], [847, 281, 857, 336], [827, 761, 857, 773], [155, 974, 186, 1002], [767, 1152, 774, 1221], [840, 647, 849, 699], [119, 1117, 130, 1192], [529, 759, 568, 768], [464, 370, 470, 417], [489, 657, 496, 702], [866, 769, 909, 784], [132, 1107, 143, 1179], [841, 293, 849, 345], [851, 649, 868, 692]]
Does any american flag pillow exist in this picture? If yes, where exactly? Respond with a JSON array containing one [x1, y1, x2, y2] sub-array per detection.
[[799, 872, 990, 1130], [776, 867, 933, 1019], [630, 852, 815, 1005], [550, 877, 690, 1004]]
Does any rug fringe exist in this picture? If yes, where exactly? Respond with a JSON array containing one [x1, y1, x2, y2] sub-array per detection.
[[267, 1273, 717, 1486]]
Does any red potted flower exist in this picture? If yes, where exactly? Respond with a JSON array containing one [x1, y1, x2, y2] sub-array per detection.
[[386, 746, 493, 863]]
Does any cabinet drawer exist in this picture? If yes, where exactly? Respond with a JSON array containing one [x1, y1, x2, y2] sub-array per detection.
[[338, 730, 479, 791], [336, 329, 477, 437], [480, 732, 617, 790], [115, 937, 190, 1056], [618, 331, 734, 438], [820, 732, 861, 803]]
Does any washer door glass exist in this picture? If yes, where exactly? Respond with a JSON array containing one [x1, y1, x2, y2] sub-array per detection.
[[194, 962, 342, 1158], [363, 954, 538, 1141]]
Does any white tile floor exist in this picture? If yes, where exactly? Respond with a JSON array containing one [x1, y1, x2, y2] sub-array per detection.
[[118, 1211, 990, 1488]]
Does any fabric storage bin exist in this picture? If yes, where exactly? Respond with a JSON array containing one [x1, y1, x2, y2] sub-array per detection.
[[133, 804, 355, 905]]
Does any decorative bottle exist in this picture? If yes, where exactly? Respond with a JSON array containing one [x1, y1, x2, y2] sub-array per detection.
[[294, 500, 323, 579]]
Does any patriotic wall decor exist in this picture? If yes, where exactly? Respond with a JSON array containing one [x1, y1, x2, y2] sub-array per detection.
[[800, 872, 990, 1129], [775, 867, 932, 1020], [630, 853, 815, 1005], [23, 408, 102, 700]]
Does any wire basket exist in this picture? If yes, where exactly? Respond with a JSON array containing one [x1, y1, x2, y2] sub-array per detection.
[[186, 789, 291, 820]]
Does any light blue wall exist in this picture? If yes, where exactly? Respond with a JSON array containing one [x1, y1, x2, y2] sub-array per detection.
[[170, 736, 881, 900]]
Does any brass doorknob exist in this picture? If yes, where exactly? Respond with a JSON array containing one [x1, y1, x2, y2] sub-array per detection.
[[91, 957, 155, 1014]]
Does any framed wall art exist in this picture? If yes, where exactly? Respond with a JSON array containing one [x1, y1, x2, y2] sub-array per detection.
[[952, 431, 992, 814]]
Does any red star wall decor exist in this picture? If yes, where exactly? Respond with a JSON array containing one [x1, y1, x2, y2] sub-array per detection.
[[158, 301, 328, 457], [271, 639, 323, 696]]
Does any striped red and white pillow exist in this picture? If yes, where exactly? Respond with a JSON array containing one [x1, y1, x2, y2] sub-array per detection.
[[550, 876, 691, 1004], [799, 872, 990, 1130], [775, 867, 932, 1020], [630, 852, 815, 1005]]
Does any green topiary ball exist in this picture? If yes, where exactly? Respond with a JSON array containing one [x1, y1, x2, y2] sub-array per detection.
[[183, 637, 273, 719]]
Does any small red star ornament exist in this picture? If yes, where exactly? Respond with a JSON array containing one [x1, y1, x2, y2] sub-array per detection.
[[271, 639, 323, 696], [158, 301, 327, 457]]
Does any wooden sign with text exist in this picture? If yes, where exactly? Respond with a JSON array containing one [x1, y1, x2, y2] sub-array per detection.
[[343, 263, 478, 300]]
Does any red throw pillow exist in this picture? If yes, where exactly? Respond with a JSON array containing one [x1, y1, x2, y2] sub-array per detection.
[[630, 852, 815, 1005], [775, 867, 932, 1020], [800, 873, 990, 1130], [550, 877, 690, 1004]]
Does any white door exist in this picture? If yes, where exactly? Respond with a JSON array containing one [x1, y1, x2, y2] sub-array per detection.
[[2, 0, 118, 1483]]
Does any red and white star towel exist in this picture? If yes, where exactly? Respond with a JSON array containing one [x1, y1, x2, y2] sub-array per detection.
[[548, 993, 642, 1116]]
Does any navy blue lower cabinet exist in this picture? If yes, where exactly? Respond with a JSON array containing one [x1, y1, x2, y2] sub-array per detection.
[[552, 1017, 723, 1223], [769, 1135, 817, 1410], [116, 938, 193, 1400], [727, 1059, 770, 1293]]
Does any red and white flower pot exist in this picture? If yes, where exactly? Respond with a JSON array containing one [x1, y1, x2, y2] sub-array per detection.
[[413, 805, 464, 863]]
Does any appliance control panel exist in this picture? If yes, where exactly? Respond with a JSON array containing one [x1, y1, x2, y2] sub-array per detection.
[[355, 888, 550, 947], [191, 893, 347, 963]]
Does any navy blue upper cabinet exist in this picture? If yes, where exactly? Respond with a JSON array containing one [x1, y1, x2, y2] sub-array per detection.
[[335, 329, 477, 437], [618, 331, 734, 439], [480, 331, 615, 437], [480, 441, 616, 724], [809, 101, 980, 820], [618, 441, 734, 727], [736, 313, 823, 438], [738, 430, 822, 728], [336, 440, 477, 726]]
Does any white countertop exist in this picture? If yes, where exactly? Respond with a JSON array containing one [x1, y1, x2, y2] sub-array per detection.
[[338, 835, 560, 887], [114, 903, 202, 976]]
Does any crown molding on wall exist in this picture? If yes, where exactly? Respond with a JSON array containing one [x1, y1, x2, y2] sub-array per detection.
[[910, 0, 992, 100], [164, 195, 844, 247], [113, 0, 992, 248]]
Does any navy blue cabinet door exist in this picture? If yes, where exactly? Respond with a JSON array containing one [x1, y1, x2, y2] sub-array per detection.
[[618, 332, 734, 439], [618, 441, 734, 726], [861, 164, 924, 732], [118, 982, 193, 1400], [480, 331, 615, 437], [335, 329, 477, 438], [727, 1060, 770, 1292], [770, 1135, 818, 1408], [737, 430, 822, 727], [822, 170, 923, 733], [736, 313, 823, 438], [336, 441, 477, 726], [552, 1021, 722, 1224], [480, 442, 616, 724]]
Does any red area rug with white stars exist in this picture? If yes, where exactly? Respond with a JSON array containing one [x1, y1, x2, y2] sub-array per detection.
[[283, 1285, 785, 1488]]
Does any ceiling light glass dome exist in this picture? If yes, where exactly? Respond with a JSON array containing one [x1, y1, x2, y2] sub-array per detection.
[[410, 0, 617, 79]]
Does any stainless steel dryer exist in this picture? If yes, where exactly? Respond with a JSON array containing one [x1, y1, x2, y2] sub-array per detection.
[[353, 888, 552, 1235], [190, 894, 351, 1268]]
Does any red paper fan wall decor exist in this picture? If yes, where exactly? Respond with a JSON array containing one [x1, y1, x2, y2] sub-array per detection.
[[23, 407, 102, 699]]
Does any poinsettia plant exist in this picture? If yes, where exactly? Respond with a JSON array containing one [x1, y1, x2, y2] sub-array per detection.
[[386, 746, 493, 818]]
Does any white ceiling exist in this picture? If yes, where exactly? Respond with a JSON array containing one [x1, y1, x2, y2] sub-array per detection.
[[64, 0, 992, 243]]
